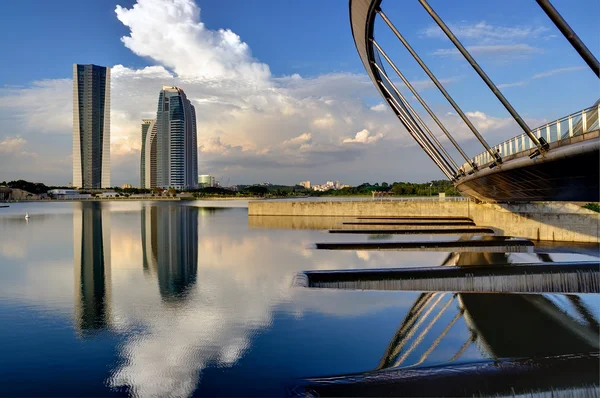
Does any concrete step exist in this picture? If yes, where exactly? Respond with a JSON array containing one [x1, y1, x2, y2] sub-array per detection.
[[314, 237, 533, 252], [342, 221, 476, 226], [356, 216, 473, 221], [293, 261, 599, 293], [329, 227, 495, 235]]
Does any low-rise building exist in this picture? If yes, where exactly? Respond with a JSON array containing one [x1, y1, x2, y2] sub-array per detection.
[[48, 189, 91, 199], [198, 175, 216, 188], [299, 181, 311, 189]]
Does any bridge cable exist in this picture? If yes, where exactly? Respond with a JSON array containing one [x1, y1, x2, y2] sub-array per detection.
[[377, 9, 502, 164], [380, 85, 455, 179], [372, 60, 460, 174], [372, 39, 475, 170], [418, 0, 546, 151], [383, 93, 455, 179], [536, 0, 600, 78]]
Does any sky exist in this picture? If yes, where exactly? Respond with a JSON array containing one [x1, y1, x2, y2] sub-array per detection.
[[0, 0, 598, 186]]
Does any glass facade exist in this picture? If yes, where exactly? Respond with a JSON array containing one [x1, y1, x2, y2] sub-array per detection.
[[73, 64, 110, 189], [155, 87, 198, 189], [140, 119, 157, 188]]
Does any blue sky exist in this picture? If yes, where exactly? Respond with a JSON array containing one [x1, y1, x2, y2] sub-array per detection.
[[0, 0, 598, 185]]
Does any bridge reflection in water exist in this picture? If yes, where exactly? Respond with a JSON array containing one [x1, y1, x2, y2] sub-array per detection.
[[298, 251, 599, 396]]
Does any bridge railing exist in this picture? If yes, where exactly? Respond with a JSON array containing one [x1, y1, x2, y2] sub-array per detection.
[[462, 104, 599, 173]]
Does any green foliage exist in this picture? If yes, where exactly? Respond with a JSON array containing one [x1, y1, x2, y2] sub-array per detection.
[[4, 179, 460, 198], [583, 203, 600, 212], [313, 180, 459, 197], [113, 187, 151, 194], [242, 185, 269, 196], [6, 180, 50, 194]]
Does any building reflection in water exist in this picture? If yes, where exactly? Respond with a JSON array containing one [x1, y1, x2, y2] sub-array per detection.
[[73, 202, 111, 332], [141, 205, 199, 301]]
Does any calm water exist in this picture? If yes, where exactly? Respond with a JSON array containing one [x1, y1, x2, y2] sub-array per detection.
[[0, 201, 598, 397]]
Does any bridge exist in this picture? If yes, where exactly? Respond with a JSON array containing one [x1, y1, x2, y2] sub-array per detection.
[[350, 0, 599, 202]]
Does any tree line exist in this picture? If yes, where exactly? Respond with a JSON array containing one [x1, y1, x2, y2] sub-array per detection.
[[1, 179, 459, 197]]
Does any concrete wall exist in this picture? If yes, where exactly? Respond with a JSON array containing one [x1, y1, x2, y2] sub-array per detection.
[[248, 201, 470, 217], [248, 201, 599, 243]]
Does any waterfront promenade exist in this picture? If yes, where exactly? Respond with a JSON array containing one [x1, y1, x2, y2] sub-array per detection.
[[249, 200, 600, 243]]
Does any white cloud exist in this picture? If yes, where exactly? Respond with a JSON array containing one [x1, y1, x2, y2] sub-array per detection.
[[532, 66, 587, 79], [432, 44, 541, 57], [0, 79, 72, 134], [370, 103, 387, 112], [422, 21, 549, 43], [497, 66, 587, 89], [343, 129, 385, 144], [497, 80, 528, 89], [0, 0, 438, 185], [311, 114, 336, 129], [0, 136, 27, 153], [282, 133, 312, 147], [114, 0, 271, 82], [465, 111, 513, 131]]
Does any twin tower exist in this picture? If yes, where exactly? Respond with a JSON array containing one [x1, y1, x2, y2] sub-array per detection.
[[73, 64, 198, 190], [141, 86, 198, 190]]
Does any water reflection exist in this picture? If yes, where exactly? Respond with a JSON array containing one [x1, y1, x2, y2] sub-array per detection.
[[304, 250, 600, 396], [377, 292, 599, 370], [74, 202, 111, 332], [2, 202, 597, 397], [377, 251, 599, 369], [141, 205, 198, 301]]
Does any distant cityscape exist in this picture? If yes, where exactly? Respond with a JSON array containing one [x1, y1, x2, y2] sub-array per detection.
[[71, 63, 350, 194], [298, 180, 352, 192], [0, 63, 448, 201]]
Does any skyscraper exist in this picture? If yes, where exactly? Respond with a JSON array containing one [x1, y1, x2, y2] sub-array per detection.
[[140, 119, 157, 189], [155, 86, 198, 189], [73, 64, 111, 189]]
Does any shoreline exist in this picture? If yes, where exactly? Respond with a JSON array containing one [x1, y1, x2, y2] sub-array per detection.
[[0, 196, 265, 203]]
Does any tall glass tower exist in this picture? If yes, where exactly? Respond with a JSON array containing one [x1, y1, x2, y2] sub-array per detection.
[[140, 119, 157, 189], [73, 64, 111, 189], [155, 86, 198, 189]]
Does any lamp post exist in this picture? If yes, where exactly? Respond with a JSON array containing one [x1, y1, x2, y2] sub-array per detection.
[[429, 183, 433, 198]]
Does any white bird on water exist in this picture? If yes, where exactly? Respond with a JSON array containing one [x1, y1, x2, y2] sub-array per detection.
[[24, 212, 29, 220]]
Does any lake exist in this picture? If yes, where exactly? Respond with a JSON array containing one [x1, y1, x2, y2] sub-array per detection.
[[0, 201, 598, 396]]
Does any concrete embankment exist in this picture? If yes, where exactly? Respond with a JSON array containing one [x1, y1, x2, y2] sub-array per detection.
[[248, 201, 600, 243]]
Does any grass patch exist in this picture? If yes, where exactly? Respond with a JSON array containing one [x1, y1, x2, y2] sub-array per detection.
[[582, 203, 600, 212]]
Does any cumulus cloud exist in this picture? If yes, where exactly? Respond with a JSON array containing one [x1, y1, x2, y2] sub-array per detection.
[[0, 136, 27, 153], [282, 133, 312, 147], [370, 103, 387, 112], [343, 129, 385, 144], [0, 0, 455, 185], [114, 0, 271, 82]]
